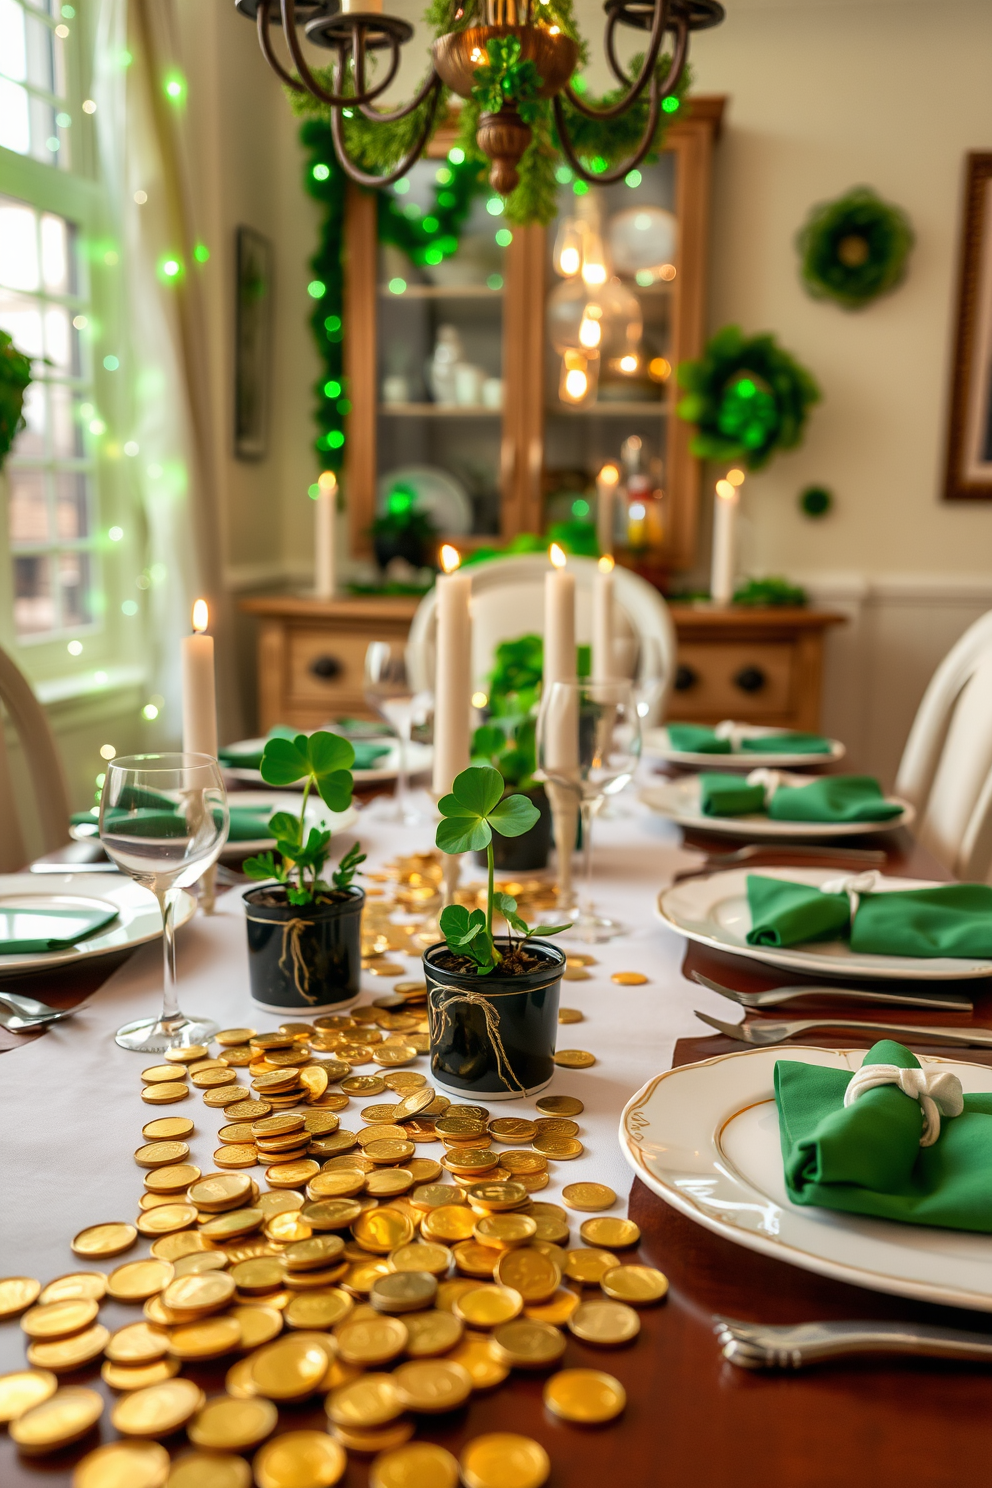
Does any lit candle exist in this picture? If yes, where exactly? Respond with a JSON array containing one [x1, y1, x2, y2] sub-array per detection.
[[314, 470, 337, 600], [544, 545, 579, 911], [592, 554, 618, 680], [432, 546, 473, 798], [596, 463, 619, 557], [710, 477, 739, 607], [182, 599, 218, 914]]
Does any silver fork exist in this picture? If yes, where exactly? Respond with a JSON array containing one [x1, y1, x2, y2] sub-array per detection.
[[714, 1317, 992, 1370], [672, 842, 888, 884], [691, 970, 974, 1014], [693, 1007, 992, 1048], [0, 1006, 75, 1032], [0, 990, 70, 1018]]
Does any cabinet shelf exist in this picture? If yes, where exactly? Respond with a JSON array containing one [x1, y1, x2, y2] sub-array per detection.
[[379, 403, 503, 418], [547, 399, 672, 417], [378, 285, 504, 301]]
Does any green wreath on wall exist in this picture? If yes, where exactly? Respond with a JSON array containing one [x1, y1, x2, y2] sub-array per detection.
[[676, 325, 821, 472], [796, 186, 914, 311]]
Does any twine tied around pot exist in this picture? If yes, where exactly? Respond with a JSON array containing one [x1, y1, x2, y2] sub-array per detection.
[[246, 912, 318, 1004], [428, 984, 527, 1095]]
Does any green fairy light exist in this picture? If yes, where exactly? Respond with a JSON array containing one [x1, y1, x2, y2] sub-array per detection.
[[308, 279, 327, 298], [555, 165, 573, 184], [487, 274, 503, 290], [328, 430, 345, 449], [625, 169, 642, 188], [388, 278, 407, 295], [448, 147, 465, 164], [193, 244, 210, 263], [324, 379, 342, 397], [487, 198, 504, 216], [103, 355, 119, 371], [159, 256, 182, 282], [313, 163, 330, 180], [662, 96, 679, 113], [164, 73, 186, 104], [308, 482, 321, 498], [423, 216, 439, 233], [324, 315, 342, 332], [573, 181, 589, 196], [394, 179, 410, 194], [495, 228, 512, 247], [435, 167, 452, 185], [424, 248, 442, 265]]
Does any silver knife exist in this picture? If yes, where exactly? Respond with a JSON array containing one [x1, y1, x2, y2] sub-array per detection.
[[715, 1316, 992, 1369], [692, 970, 974, 1014]]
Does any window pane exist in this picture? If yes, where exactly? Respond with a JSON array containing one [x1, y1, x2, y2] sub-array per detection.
[[24, 11, 54, 93], [60, 550, 92, 628], [0, 202, 38, 290], [29, 92, 59, 163], [13, 553, 54, 636], [9, 467, 50, 541], [48, 382, 80, 456], [0, 291, 43, 357], [0, 75, 29, 153], [55, 469, 88, 538], [43, 302, 72, 368], [16, 378, 45, 457], [40, 213, 67, 291], [0, 0, 27, 83]]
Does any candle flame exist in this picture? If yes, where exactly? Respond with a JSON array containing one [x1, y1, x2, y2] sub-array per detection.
[[439, 544, 461, 574], [549, 543, 567, 569], [726, 467, 746, 486], [715, 479, 736, 502], [318, 470, 337, 495], [598, 464, 620, 486], [191, 599, 209, 632], [598, 554, 615, 573]]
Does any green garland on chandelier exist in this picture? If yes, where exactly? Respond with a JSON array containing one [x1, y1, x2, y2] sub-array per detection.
[[676, 325, 821, 472], [796, 186, 914, 311]]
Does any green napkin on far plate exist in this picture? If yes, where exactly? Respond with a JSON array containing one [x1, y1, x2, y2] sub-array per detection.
[[0, 904, 119, 954], [666, 723, 832, 755], [75, 806, 273, 843], [775, 1039, 992, 1231], [219, 727, 390, 773], [746, 874, 992, 957], [698, 773, 901, 823]]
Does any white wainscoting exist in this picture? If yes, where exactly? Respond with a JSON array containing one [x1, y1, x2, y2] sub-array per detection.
[[800, 574, 992, 788]]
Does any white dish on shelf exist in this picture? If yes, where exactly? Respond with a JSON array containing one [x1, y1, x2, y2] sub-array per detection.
[[656, 866, 992, 981], [640, 772, 914, 838], [375, 464, 472, 535], [621, 1045, 992, 1311], [644, 722, 845, 770], [0, 873, 195, 977]]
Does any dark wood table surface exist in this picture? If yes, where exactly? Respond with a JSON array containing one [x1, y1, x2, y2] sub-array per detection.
[[4, 824, 992, 1486]]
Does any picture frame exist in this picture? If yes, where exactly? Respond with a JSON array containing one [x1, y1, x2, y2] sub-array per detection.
[[943, 153, 992, 501], [234, 225, 273, 462]]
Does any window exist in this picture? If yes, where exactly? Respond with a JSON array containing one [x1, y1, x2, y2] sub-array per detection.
[[0, 0, 73, 170], [0, 194, 97, 639]]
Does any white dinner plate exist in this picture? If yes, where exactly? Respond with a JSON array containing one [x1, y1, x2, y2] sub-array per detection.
[[657, 866, 992, 980], [222, 740, 433, 788], [219, 792, 359, 855], [644, 723, 845, 770], [640, 773, 914, 839], [0, 874, 195, 977], [621, 1046, 992, 1311]]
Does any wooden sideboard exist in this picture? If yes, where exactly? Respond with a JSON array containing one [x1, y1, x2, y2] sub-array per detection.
[[240, 594, 845, 735]]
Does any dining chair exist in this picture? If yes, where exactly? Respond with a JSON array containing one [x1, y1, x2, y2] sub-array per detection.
[[0, 643, 72, 872], [894, 611, 992, 879], [406, 554, 677, 721]]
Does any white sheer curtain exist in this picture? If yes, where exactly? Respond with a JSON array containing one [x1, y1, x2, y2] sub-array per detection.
[[92, 0, 241, 745]]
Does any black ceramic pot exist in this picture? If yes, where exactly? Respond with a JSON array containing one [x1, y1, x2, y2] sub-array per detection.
[[374, 529, 425, 571], [472, 784, 552, 873], [424, 938, 564, 1100], [244, 886, 364, 1013]]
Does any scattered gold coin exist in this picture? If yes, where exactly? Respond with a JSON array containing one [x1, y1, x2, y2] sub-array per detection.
[[370, 1442, 459, 1488], [0, 1368, 57, 1424], [601, 1264, 669, 1305], [10, 1385, 104, 1453], [253, 1431, 346, 1488], [521, 1288, 580, 1327], [392, 1357, 472, 1413], [249, 1336, 332, 1401], [553, 1049, 596, 1069], [611, 971, 648, 985], [579, 1216, 640, 1248], [558, 1006, 584, 1022], [21, 1298, 100, 1339], [544, 1368, 626, 1423], [446, 1333, 508, 1389], [187, 1393, 278, 1450], [490, 1318, 566, 1370], [532, 1134, 583, 1159], [0, 1276, 41, 1318], [26, 1324, 110, 1373], [459, 1434, 550, 1488], [367, 962, 405, 976], [562, 1182, 617, 1212], [568, 1299, 641, 1346], [140, 1082, 189, 1106], [452, 1284, 523, 1330], [534, 1095, 584, 1116], [141, 1116, 194, 1141], [563, 1248, 620, 1286], [72, 1440, 172, 1488]]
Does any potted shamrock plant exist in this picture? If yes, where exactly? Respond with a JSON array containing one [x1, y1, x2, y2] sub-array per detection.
[[242, 731, 366, 1012], [424, 764, 570, 1099]]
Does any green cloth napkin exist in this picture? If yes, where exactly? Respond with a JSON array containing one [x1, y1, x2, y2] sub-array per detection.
[[775, 1039, 992, 1231], [666, 724, 831, 755], [698, 773, 901, 822], [0, 904, 119, 954], [219, 727, 390, 773], [746, 874, 992, 956]]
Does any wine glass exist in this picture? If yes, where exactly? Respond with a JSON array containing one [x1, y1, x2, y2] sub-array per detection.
[[537, 679, 642, 942], [364, 641, 433, 825], [99, 753, 229, 1052]]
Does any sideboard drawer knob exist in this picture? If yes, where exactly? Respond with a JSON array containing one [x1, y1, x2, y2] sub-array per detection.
[[674, 664, 699, 692], [734, 665, 767, 694], [309, 654, 343, 680]]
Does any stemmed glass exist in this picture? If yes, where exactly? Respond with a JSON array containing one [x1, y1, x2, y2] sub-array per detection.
[[537, 679, 642, 942], [364, 641, 433, 825], [99, 753, 229, 1052]]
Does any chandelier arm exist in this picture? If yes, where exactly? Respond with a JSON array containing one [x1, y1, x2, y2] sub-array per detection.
[[278, 0, 377, 108], [330, 73, 444, 188], [348, 26, 406, 107], [563, 0, 670, 120], [257, 0, 305, 92], [552, 72, 662, 185], [357, 62, 442, 123]]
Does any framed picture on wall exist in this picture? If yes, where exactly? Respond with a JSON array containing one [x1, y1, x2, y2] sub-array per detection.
[[234, 226, 273, 462], [944, 153, 992, 501]]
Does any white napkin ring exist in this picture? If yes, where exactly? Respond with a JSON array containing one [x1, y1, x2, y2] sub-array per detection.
[[819, 869, 882, 921], [714, 719, 745, 751], [745, 768, 783, 807], [844, 1062, 964, 1147]]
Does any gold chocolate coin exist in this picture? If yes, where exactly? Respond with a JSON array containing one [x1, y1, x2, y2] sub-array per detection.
[[497, 1152, 546, 1175], [450, 1241, 497, 1278], [553, 1049, 595, 1069], [533, 1117, 579, 1137], [522, 1288, 580, 1327], [534, 1095, 583, 1116], [389, 1242, 450, 1277], [100, 1358, 180, 1392], [568, 1299, 640, 1346], [217, 1027, 256, 1045], [544, 1367, 626, 1423], [10, 1385, 103, 1454], [71, 1222, 137, 1258], [302, 1198, 363, 1231], [140, 1082, 189, 1105], [283, 1235, 345, 1272], [284, 1288, 353, 1330], [370, 1272, 437, 1315], [446, 1333, 508, 1389], [474, 1214, 537, 1250], [73, 1440, 171, 1488], [230, 1304, 283, 1349], [165, 1044, 208, 1062], [0, 1368, 57, 1423], [107, 1259, 174, 1302], [38, 1272, 105, 1307], [141, 1065, 182, 1084], [253, 1431, 346, 1488], [562, 1248, 619, 1285], [600, 1264, 668, 1304], [366, 1168, 414, 1198], [562, 966, 591, 981], [187, 1393, 277, 1450], [401, 1309, 464, 1358], [200, 1207, 263, 1242], [213, 1144, 258, 1169], [579, 1217, 640, 1248], [336, 1315, 409, 1366], [162, 1271, 236, 1314], [452, 1284, 522, 1331], [169, 1452, 251, 1488], [249, 1335, 332, 1400], [459, 1434, 550, 1488], [467, 1181, 529, 1213], [392, 1358, 471, 1413], [188, 1172, 252, 1210], [558, 1005, 585, 1020], [487, 1118, 538, 1143], [422, 1205, 476, 1243], [111, 1377, 205, 1436], [203, 1085, 251, 1109], [562, 1182, 616, 1212], [225, 1100, 272, 1120], [370, 1442, 459, 1488], [0, 1276, 41, 1317], [105, 1322, 170, 1364], [150, 1231, 208, 1262], [326, 1373, 403, 1428], [136, 1203, 198, 1238], [168, 1316, 242, 1360], [611, 970, 648, 985], [529, 1214, 569, 1245], [491, 1318, 566, 1370], [26, 1324, 110, 1372], [21, 1298, 99, 1339], [143, 1163, 201, 1195], [352, 1206, 415, 1254], [493, 1247, 561, 1304]]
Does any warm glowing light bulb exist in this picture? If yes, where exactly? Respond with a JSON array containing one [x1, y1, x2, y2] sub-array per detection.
[[472, 691, 488, 709], [578, 310, 602, 349], [619, 354, 638, 373], [560, 246, 580, 275], [564, 369, 588, 400], [192, 599, 209, 632], [598, 554, 615, 573], [439, 544, 461, 573], [318, 470, 337, 494], [726, 467, 746, 486], [549, 543, 567, 569], [599, 464, 619, 486], [715, 479, 736, 502], [581, 234, 608, 287]]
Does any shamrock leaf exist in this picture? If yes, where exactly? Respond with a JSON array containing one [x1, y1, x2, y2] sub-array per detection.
[[489, 792, 539, 839], [268, 811, 301, 849], [452, 765, 504, 818], [439, 904, 487, 948], [526, 921, 573, 938], [436, 814, 491, 854], [307, 730, 355, 812], [259, 734, 311, 787], [493, 892, 527, 935]]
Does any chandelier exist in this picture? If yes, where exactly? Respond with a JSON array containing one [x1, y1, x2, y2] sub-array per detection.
[[235, 0, 724, 195]]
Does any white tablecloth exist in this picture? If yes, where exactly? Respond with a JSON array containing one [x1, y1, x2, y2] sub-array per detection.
[[0, 799, 725, 1373]]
